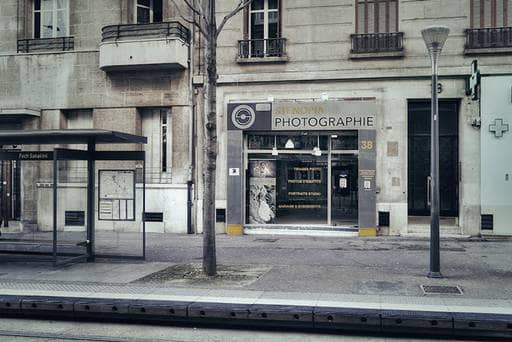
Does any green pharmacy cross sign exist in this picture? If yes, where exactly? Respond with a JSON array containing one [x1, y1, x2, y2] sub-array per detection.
[[489, 118, 509, 138]]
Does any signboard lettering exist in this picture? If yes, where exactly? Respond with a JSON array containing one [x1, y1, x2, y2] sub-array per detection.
[[272, 100, 376, 131], [228, 100, 377, 131], [18, 152, 52, 160], [0, 151, 53, 160]]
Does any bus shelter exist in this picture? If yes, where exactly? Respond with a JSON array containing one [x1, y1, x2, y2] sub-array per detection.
[[0, 129, 147, 266]]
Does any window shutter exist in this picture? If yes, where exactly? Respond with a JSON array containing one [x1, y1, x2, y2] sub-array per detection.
[[128, 0, 134, 23], [278, 0, 282, 38], [243, 6, 249, 40], [507, 0, 511, 26]]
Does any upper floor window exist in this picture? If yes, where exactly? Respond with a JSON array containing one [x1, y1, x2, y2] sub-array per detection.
[[34, 0, 69, 38], [240, 0, 284, 59], [470, 0, 511, 28], [136, 0, 163, 24], [140, 108, 172, 183], [249, 0, 280, 41], [356, 0, 398, 33]]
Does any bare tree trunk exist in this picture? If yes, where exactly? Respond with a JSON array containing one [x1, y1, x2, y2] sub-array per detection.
[[202, 0, 218, 276], [176, 0, 252, 276]]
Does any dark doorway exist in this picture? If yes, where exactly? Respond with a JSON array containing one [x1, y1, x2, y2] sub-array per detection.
[[331, 154, 358, 225], [408, 100, 459, 217], [0, 159, 21, 222]]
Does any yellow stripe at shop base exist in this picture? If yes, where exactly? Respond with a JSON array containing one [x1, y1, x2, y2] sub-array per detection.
[[359, 227, 377, 237], [227, 224, 243, 236]]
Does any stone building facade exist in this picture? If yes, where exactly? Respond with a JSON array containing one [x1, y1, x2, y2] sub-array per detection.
[[1, 0, 511, 238], [214, 0, 512, 237], [0, 0, 199, 235]]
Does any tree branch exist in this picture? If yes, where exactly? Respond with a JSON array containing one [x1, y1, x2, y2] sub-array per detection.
[[171, 0, 208, 38], [216, 0, 253, 39], [183, 0, 209, 25]]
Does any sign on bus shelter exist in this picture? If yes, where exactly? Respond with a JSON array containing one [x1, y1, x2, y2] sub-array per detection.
[[98, 169, 136, 221]]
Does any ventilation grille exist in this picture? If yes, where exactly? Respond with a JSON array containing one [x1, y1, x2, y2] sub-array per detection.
[[481, 214, 494, 230], [421, 285, 463, 295], [143, 212, 163, 222], [378, 211, 390, 227], [216, 209, 226, 223], [65, 211, 85, 226]]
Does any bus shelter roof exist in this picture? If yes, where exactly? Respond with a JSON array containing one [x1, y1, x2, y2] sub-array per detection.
[[0, 129, 147, 145]]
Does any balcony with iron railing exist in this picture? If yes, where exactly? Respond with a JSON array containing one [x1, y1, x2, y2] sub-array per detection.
[[350, 32, 404, 58], [237, 38, 288, 63], [99, 21, 190, 71], [464, 27, 512, 55], [17, 36, 74, 53]]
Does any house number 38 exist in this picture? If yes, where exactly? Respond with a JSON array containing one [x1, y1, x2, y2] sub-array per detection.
[[360, 140, 374, 150]]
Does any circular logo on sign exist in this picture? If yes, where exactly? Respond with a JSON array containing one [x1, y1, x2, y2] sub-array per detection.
[[231, 105, 256, 130]]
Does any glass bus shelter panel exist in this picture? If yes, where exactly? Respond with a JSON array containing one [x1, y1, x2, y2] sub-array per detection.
[[331, 154, 358, 226], [94, 160, 144, 259], [55, 159, 88, 264]]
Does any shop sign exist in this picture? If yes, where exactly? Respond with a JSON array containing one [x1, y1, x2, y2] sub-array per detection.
[[272, 100, 376, 131], [227, 100, 377, 131]]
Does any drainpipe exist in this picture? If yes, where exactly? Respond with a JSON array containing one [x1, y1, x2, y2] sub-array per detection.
[[186, 1, 197, 235]]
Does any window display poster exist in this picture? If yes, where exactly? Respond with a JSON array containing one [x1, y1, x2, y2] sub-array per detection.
[[248, 160, 276, 224]]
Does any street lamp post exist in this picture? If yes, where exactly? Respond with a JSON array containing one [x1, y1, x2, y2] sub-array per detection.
[[421, 26, 450, 279]]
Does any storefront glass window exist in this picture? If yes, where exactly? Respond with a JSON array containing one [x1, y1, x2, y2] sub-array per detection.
[[248, 134, 329, 151], [248, 135, 274, 149], [247, 155, 328, 225], [331, 131, 358, 150], [246, 133, 359, 227]]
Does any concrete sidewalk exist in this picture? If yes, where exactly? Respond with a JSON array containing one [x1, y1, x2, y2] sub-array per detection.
[[0, 234, 511, 338], [1, 234, 511, 299]]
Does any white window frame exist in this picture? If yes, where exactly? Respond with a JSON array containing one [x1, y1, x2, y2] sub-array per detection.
[[33, 0, 69, 39], [249, 0, 280, 56], [249, 0, 279, 40], [135, 0, 155, 24]]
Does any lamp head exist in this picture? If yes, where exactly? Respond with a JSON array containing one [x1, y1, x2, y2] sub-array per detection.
[[421, 26, 450, 55], [285, 138, 295, 149]]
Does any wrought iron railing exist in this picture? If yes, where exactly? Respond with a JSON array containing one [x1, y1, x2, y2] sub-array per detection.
[[238, 38, 287, 58], [101, 21, 190, 43], [17, 36, 74, 53], [465, 27, 512, 50], [350, 32, 404, 54]]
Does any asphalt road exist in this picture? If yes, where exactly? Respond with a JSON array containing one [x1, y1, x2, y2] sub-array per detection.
[[0, 318, 460, 342]]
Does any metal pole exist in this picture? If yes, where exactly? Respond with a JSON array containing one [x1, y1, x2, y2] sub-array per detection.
[[429, 50, 442, 278], [0, 161, 4, 228], [86, 141, 95, 262], [53, 150, 58, 266], [142, 153, 146, 260], [187, 180, 193, 234]]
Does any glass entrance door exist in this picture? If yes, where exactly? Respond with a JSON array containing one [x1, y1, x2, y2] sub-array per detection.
[[276, 154, 328, 224], [331, 155, 358, 226]]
